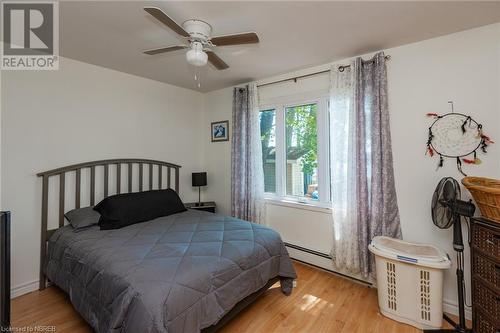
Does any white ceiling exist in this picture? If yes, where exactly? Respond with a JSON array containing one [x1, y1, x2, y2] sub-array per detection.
[[59, 1, 500, 92]]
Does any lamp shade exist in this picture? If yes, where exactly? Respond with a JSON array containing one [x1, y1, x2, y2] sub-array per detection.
[[192, 172, 207, 187]]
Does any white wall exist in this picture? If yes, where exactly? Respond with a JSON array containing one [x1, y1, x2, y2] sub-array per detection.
[[202, 88, 233, 215], [1, 57, 205, 295], [388, 22, 500, 317], [202, 23, 500, 317]]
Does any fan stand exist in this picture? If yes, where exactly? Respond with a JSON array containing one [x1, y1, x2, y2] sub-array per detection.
[[424, 215, 472, 333]]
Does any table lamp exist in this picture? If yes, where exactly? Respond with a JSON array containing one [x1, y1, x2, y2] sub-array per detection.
[[192, 172, 207, 206]]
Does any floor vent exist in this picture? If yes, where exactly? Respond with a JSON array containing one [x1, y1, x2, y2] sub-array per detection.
[[420, 270, 431, 321], [386, 261, 397, 311]]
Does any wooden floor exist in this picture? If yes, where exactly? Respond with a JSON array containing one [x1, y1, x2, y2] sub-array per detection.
[[12, 261, 457, 333]]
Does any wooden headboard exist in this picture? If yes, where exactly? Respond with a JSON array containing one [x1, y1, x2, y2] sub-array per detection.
[[37, 158, 181, 290]]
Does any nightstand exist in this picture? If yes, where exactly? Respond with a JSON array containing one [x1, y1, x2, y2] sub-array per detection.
[[185, 201, 216, 213]]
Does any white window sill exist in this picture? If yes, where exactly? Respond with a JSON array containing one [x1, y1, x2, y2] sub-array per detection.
[[264, 197, 332, 214]]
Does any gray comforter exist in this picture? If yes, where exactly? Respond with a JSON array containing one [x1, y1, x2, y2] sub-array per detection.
[[46, 209, 296, 333]]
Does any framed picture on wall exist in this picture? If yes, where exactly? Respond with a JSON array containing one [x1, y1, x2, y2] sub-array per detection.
[[211, 120, 229, 142]]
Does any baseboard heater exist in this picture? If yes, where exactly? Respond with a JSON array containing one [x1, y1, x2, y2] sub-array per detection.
[[284, 242, 371, 286], [284, 242, 332, 259], [0, 212, 10, 330]]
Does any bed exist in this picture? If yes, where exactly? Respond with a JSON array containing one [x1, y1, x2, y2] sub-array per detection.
[[37, 159, 296, 333]]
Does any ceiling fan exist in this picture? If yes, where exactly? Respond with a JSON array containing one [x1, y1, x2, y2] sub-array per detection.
[[143, 7, 259, 70]]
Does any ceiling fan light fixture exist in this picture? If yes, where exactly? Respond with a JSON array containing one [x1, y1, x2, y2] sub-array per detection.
[[143, 7, 260, 71], [186, 42, 207, 67]]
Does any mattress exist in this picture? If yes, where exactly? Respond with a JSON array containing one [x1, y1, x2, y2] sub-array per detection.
[[46, 209, 296, 333]]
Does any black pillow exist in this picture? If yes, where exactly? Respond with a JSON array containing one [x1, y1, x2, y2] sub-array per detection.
[[65, 206, 100, 230], [94, 189, 187, 230]]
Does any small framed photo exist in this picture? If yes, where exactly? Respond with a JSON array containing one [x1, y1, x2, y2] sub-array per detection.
[[211, 120, 229, 142]]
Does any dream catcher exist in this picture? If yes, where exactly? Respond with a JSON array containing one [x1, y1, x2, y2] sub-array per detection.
[[425, 101, 494, 176]]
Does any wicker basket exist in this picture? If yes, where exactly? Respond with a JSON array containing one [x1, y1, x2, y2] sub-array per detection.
[[462, 177, 500, 223]]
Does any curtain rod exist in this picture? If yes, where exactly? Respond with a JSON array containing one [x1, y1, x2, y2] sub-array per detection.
[[256, 55, 391, 88]]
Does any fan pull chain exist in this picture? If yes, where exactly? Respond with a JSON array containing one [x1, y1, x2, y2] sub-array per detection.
[[194, 72, 201, 89]]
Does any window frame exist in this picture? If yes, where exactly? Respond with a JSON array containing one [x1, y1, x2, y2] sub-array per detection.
[[259, 91, 330, 207]]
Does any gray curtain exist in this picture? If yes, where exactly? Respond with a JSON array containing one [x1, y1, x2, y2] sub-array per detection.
[[358, 52, 402, 277], [330, 52, 401, 279], [231, 84, 265, 223]]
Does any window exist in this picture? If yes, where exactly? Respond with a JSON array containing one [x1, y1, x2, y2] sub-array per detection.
[[260, 109, 277, 193], [285, 104, 318, 200], [260, 96, 329, 206]]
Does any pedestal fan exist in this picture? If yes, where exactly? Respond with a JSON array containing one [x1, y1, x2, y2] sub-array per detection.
[[426, 177, 475, 333]]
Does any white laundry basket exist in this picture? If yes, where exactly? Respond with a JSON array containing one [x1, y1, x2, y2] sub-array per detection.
[[369, 236, 451, 329]]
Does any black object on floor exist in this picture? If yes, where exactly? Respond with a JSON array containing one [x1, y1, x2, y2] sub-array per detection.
[[0, 211, 10, 331]]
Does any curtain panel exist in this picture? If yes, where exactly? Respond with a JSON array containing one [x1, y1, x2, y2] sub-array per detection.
[[330, 52, 402, 279], [231, 83, 265, 224]]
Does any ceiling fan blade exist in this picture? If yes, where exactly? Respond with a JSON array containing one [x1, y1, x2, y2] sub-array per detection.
[[144, 7, 190, 38], [206, 51, 229, 70], [210, 32, 259, 46], [143, 45, 187, 55]]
